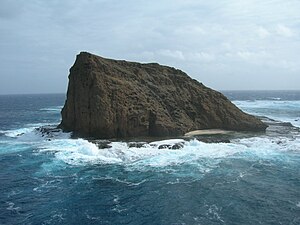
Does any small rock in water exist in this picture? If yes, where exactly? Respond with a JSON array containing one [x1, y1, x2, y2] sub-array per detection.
[[128, 142, 147, 148], [157, 142, 184, 150], [158, 144, 172, 149], [195, 137, 230, 143], [91, 140, 112, 149], [36, 125, 62, 138], [171, 143, 184, 149]]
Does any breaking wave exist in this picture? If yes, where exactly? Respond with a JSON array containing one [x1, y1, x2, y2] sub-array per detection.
[[33, 133, 300, 175], [39, 106, 63, 112]]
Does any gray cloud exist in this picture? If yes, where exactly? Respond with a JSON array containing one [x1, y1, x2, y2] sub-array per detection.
[[0, 0, 299, 94]]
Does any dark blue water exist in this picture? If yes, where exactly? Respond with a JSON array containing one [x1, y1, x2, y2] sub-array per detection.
[[0, 92, 299, 224]]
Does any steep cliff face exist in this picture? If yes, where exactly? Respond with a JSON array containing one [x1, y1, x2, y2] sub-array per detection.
[[60, 52, 267, 138]]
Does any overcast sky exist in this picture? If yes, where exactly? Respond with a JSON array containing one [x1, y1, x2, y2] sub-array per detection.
[[0, 0, 299, 94]]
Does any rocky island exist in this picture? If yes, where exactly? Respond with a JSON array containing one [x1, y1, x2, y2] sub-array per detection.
[[59, 52, 267, 138]]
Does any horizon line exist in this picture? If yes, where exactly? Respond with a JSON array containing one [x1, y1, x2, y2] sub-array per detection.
[[1, 89, 300, 96]]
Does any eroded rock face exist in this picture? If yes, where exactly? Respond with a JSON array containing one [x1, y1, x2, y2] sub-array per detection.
[[60, 52, 267, 138]]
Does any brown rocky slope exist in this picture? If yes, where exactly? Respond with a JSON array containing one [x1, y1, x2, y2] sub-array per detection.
[[60, 52, 267, 138]]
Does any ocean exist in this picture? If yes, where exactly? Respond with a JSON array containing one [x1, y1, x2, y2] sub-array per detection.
[[0, 91, 299, 225]]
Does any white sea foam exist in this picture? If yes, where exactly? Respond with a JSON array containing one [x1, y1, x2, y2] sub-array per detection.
[[35, 134, 300, 172], [39, 139, 123, 165], [1, 127, 36, 138], [149, 139, 185, 146], [6, 202, 21, 212], [2, 125, 299, 172], [268, 97, 281, 100], [233, 136, 300, 156], [0, 123, 71, 155], [207, 204, 224, 223], [0, 123, 70, 141], [1, 126, 298, 174], [39, 106, 63, 112], [37, 138, 237, 168], [0, 122, 52, 138]]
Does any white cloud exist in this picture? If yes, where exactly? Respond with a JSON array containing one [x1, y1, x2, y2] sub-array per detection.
[[236, 51, 269, 61], [222, 50, 272, 66], [155, 50, 216, 63], [267, 59, 299, 71], [237, 51, 256, 60], [276, 24, 294, 37], [257, 26, 271, 38], [157, 50, 185, 60], [187, 52, 215, 62], [0, 0, 300, 93], [174, 25, 206, 36]]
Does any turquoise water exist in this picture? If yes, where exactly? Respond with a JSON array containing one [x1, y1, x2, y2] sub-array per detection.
[[0, 91, 299, 224]]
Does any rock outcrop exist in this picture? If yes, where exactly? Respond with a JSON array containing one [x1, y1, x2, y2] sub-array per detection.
[[60, 52, 267, 138]]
